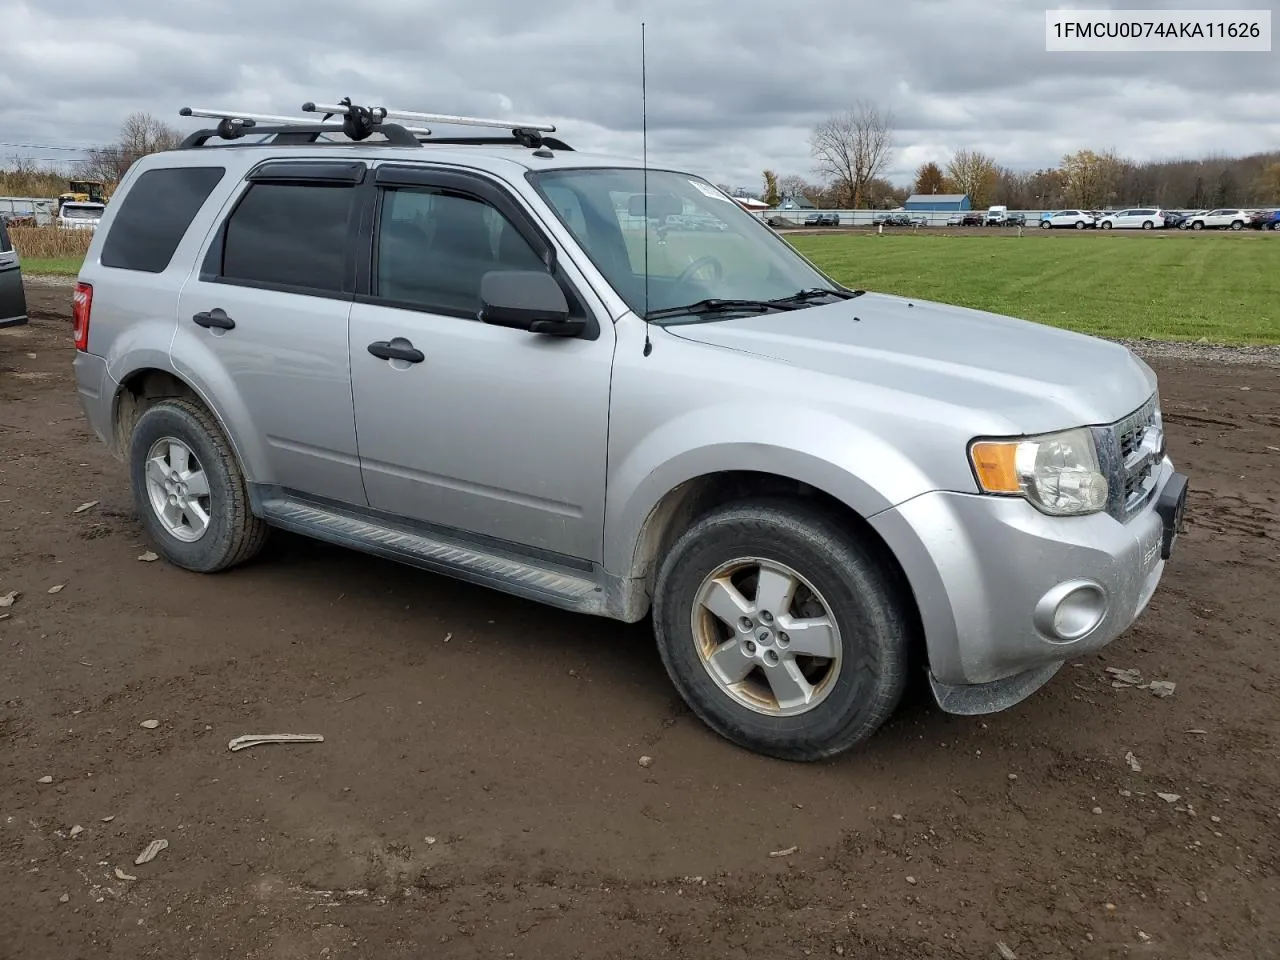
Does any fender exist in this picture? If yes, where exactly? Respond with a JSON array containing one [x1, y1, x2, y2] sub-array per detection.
[[603, 402, 940, 578]]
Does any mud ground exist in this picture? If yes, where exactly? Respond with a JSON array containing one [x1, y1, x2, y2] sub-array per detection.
[[2, 281, 1277, 959]]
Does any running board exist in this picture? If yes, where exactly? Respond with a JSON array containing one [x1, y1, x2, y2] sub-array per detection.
[[257, 494, 607, 615]]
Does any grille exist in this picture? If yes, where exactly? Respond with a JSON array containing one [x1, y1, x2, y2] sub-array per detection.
[[1095, 394, 1163, 522]]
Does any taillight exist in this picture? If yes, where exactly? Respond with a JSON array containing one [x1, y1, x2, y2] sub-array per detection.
[[72, 282, 92, 351]]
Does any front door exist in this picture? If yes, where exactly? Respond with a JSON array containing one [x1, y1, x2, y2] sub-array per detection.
[[348, 166, 614, 563], [0, 221, 27, 326], [171, 161, 369, 506]]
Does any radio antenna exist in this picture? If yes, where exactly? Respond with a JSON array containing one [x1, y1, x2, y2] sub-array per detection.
[[641, 20, 653, 357]]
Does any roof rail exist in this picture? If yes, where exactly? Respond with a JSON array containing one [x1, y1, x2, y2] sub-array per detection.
[[302, 101, 568, 150]]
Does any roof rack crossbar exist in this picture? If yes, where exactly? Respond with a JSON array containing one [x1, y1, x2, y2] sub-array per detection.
[[301, 101, 558, 147], [179, 106, 431, 136]]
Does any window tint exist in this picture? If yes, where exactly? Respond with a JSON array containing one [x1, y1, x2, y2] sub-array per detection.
[[101, 166, 225, 273], [375, 188, 545, 314], [0, 221, 10, 253], [220, 182, 356, 292]]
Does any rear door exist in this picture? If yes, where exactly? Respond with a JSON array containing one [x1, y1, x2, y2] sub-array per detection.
[[171, 160, 370, 507], [0, 221, 27, 326]]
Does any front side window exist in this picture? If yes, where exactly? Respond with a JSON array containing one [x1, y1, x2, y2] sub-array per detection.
[[528, 168, 838, 322], [374, 187, 545, 315], [219, 182, 356, 292]]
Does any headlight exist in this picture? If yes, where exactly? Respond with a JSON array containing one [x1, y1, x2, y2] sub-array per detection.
[[969, 427, 1108, 516]]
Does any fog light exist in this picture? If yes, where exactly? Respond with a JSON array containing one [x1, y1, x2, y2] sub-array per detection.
[[1034, 580, 1108, 642]]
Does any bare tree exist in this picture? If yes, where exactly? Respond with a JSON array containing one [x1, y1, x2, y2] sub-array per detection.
[[945, 149, 999, 208], [809, 102, 894, 208], [83, 112, 183, 184]]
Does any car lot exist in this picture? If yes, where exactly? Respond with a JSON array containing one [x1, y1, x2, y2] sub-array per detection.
[[3, 278, 1279, 958]]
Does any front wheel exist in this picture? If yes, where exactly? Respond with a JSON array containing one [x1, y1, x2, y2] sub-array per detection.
[[1101, 221, 1112, 229], [1041, 221, 1052, 229], [1192, 221, 1204, 230], [129, 398, 268, 573], [652, 499, 911, 761]]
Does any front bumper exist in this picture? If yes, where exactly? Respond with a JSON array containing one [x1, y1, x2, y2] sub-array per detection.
[[870, 458, 1187, 707]]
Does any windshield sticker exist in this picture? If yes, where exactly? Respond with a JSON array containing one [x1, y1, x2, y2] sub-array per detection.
[[690, 179, 732, 202]]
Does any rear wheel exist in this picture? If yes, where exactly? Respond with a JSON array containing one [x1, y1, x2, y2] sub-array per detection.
[[1231, 220, 1244, 231], [129, 398, 268, 573], [1075, 220, 1085, 229], [652, 498, 911, 761], [1142, 220, 1154, 230]]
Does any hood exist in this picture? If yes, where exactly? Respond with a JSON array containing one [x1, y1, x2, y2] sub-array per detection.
[[663, 293, 1156, 434]]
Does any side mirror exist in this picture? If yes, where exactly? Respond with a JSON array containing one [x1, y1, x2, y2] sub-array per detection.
[[479, 270, 583, 336]]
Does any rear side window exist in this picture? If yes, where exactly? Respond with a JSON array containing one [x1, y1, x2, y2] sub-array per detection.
[[0, 221, 11, 253], [218, 183, 355, 293], [100, 166, 225, 273]]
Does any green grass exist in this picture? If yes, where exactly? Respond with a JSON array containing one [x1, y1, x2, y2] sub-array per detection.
[[22, 256, 82, 276], [788, 232, 1280, 345]]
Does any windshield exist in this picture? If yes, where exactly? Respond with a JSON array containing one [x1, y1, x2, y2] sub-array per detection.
[[527, 168, 840, 321], [62, 206, 103, 220]]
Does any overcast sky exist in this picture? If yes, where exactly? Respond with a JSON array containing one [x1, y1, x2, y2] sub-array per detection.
[[3, 0, 1277, 191]]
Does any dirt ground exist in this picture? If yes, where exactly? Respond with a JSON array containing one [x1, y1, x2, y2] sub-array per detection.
[[2, 280, 1277, 960]]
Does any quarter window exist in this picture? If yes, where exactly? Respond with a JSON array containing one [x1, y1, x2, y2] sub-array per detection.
[[218, 182, 357, 293], [375, 188, 546, 314], [100, 166, 225, 273]]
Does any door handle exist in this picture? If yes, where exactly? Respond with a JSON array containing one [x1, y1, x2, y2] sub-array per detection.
[[193, 308, 235, 330], [367, 339, 425, 363]]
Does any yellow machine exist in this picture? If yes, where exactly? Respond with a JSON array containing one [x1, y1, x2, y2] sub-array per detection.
[[57, 179, 110, 212]]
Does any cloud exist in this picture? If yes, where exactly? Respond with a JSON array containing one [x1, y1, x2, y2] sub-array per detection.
[[3, 0, 1277, 189]]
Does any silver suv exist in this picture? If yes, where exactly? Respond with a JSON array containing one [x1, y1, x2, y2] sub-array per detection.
[[71, 101, 1189, 761]]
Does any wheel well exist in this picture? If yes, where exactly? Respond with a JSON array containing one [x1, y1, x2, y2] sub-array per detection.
[[113, 369, 202, 456], [630, 470, 925, 657]]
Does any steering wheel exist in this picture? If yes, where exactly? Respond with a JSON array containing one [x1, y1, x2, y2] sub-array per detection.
[[676, 255, 724, 286]]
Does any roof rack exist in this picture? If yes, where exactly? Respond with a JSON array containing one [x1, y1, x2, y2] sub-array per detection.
[[177, 99, 573, 152], [303, 101, 570, 150]]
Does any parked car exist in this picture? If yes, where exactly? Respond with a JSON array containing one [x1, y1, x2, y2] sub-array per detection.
[[947, 212, 984, 226], [71, 101, 1189, 761], [804, 212, 840, 227], [1185, 208, 1250, 231], [1041, 210, 1095, 229], [57, 201, 107, 231], [1246, 209, 1279, 230], [0, 218, 28, 328], [1097, 208, 1165, 230], [1162, 210, 1189, 229]]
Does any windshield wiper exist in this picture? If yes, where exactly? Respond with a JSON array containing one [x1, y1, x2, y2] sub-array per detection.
[[768, 286, 866, 305], [643, 298, 801, 321]]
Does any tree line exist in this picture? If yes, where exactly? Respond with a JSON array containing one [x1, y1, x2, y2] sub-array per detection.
[[721, 104, 1280, 211]]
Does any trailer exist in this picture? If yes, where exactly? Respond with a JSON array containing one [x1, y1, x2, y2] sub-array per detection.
[[0, 197, 57, 227]]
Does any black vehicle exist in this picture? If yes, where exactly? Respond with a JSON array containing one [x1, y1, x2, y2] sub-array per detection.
[[804, 212, 840, 227], [1163, 211, 1189, 229], [0, 219, 29, 328]]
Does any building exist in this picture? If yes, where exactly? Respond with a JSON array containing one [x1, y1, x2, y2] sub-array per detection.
[[776, 194, 816, 212], [903, 193, 971, 212]]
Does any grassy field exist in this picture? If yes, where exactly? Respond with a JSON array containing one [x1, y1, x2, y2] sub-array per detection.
[[15, 226, 1278, 344], [789, 231, 1279, 345], [20, 256, 83, 276]]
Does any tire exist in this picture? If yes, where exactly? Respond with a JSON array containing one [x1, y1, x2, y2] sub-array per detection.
[[1075, 221, 1085, 229], [1231, 221, 1243, 231], [1101, 221, 1112, 229], [651, 498, 911, 762], [1041, 221, 1052, 229], [128, 398, 268, 573], [1192, 221, 1203, 230], [1142, 221, 1153, 230]]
